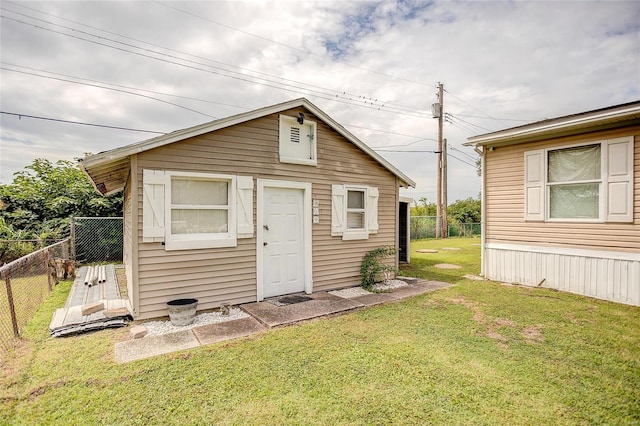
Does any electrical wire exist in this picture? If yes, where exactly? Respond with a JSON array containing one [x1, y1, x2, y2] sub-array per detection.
[[1, 111, 166, 134], [153, 0, 433, 88], [1, 66, 218, 119], [0, 6, 427, 117]]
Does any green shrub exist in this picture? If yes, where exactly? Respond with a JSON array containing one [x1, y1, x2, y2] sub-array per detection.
[[360, 246, 397, 290]]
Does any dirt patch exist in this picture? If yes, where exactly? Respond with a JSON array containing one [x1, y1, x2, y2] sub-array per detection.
[[445, 297, 544, 346], [434, 263, 462, 269], [522, 326, 544, 343], [416, 249, 438, 253], [463, 274, 486, 281], [442, 247, 461, 251]]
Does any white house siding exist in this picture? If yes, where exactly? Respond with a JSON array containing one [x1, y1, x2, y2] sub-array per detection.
[[130, 107, 399, 319], [486, 244, 640, 306], [483, 126, 640, 306]]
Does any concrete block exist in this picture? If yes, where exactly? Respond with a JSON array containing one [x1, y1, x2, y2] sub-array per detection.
[[103, 307, 130, 318], [81, 301, 104, 316], [130, 325, 148, 339]]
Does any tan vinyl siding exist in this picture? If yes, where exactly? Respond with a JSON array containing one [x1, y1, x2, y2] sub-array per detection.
[[122, 170, 134, 305], [485, 126, 640, 252], [132, 107, 398, 319]]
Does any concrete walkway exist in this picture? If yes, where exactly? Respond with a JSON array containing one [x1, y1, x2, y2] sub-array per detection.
[[114, 279, 451, 363]]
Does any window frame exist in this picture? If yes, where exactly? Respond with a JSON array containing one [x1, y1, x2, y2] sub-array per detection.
[[545, 142, 604, 223], [346, 187, 367, 231], [524, 136, 633, 224], [164, 171, 237, 250]]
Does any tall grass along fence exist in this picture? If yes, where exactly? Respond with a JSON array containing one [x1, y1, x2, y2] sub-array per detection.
[[0, 239, 71, 354], [411, 216, 481, 239], [71, 217, 123, 265]]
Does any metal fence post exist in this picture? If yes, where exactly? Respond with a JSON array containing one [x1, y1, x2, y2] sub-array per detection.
[[45, 250, 53, 291], [4, 273, 20, 337], [70, 217, 76, 262]]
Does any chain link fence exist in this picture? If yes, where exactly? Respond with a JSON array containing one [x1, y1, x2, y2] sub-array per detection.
[[411, 216, 481, 239], [0, 239, 71, 355], [71, 217, 123, 265]]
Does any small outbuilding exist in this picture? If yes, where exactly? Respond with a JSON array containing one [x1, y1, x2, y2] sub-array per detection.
[[465, 101, 640, 306], [81, 98, 415, 319]]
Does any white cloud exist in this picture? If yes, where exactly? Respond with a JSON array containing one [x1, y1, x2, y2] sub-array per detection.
[[1, 0, 638, 205]]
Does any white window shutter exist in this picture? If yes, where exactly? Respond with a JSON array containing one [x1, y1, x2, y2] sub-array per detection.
[[142, 169, 166, 242], [331, 184, 346, 236], [606, 137, 634, 222], [524, 150, 545, 221], [237, 175, 254, 238], [367, 186, 379, 234]]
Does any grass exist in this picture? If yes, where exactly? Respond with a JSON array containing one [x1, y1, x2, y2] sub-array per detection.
[[1, 237, 639, 425]]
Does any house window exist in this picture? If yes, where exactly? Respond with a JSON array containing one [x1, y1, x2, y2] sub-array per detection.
[[524, 136, 633, 223], [346, 189, 366, 229], [143, 170, 258, 250], [167, 173, 236, 250], [279, 114, 317, 166], [547, 144, 601, 219], [331, 184, 379, 240], [170, 178, 229, 235]]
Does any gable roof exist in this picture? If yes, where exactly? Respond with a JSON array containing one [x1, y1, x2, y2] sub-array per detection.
[[80, 98, 415, 195], [464, 100, 640, 148]]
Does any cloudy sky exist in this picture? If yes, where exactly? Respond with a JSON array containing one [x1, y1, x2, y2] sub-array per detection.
[[1, 0, 638, 204]]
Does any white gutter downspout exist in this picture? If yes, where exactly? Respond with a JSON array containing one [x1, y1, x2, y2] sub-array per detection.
[[474, 146, 486, 277]]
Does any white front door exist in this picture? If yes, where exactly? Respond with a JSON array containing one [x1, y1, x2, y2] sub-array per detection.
[[261, 186, 306, 298]]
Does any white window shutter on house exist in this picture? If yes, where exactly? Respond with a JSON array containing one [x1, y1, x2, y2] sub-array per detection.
[[236, 175, 254, 238], [142, 169, 166, 242], [331, 184, 346, 236], [606, 137, 634, 222], [367, 186, 379, 233], [524, 150, 545, 221]]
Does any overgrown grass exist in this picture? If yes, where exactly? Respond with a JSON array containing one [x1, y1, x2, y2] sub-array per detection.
[[1, 237, 638, 425]]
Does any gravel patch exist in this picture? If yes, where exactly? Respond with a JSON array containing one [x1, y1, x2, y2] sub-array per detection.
[[372, 279, 409, 291], [329, 287, 372, 298], [142, 308, 249, 337], [329, 280, 409, 298]]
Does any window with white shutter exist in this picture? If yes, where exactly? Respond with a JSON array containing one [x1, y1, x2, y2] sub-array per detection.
[[331, 184, 379, 240], [523, 136, 633, 223], [142, 170, 254, 250]]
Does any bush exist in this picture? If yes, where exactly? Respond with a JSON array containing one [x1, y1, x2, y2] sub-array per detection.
[[360, 246, 397, 290]]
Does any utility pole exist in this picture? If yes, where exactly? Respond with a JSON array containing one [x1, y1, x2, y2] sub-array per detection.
[[442, 138, 448, 238], [435, 82, 444, 238]]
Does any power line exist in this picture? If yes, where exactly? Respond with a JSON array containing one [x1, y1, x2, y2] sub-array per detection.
[[446, 113, 491, 132], [1, 111, 166, 134], [1, 62, 247, 110], [153, 0, 432, 88], [1, 6, 427, 117], [1, 66, 218, 119]]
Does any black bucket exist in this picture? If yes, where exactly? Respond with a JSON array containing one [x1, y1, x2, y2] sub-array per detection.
[[166, 298, 198, 326]]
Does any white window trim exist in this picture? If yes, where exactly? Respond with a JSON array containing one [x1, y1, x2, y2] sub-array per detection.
[[164, 171, 237, 250], [331, 184, 379, 241], [545, 142, 603, 223], [279, 114, 318, 166], [343, 185, 369, 240], [524, 136, 634, 223]]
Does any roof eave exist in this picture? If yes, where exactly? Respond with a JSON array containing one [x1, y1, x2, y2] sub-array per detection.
[[82, 97, 415, 192], [464, 103, 640, 148]]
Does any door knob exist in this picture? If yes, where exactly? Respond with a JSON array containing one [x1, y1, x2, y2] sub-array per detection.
[[263, 242, 268, 246], [263, 225, 269, 230]]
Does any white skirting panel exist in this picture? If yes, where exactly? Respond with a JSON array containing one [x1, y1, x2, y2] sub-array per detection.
[[485, 244, 640, 306]]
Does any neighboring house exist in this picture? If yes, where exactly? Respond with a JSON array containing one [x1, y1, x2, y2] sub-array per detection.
[[465, 101, 640, 306], [81, 98, 415, 319]]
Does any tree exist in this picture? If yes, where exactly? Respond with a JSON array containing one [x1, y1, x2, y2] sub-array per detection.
[[410, 197, 437, 216], [447, 197, 481, 224], [0, 158, 122, 239]]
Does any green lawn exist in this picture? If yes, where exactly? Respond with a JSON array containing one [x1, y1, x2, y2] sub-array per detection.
[[1, 237, 639, 425]]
